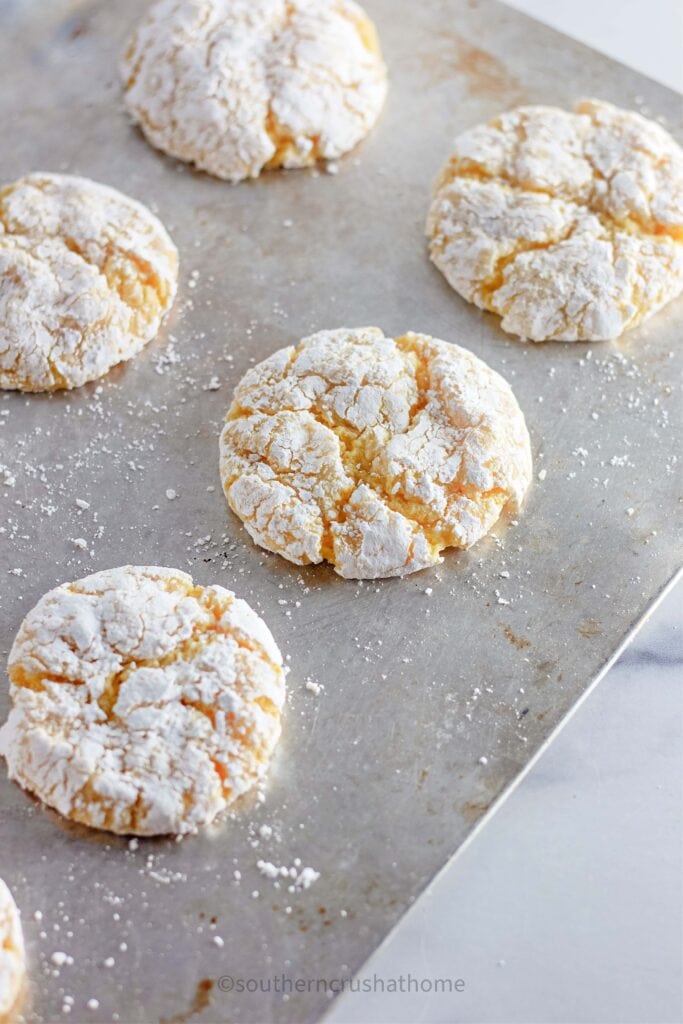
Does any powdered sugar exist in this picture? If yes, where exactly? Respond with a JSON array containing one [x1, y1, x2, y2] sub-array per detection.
[[256, 858, 320, 891]]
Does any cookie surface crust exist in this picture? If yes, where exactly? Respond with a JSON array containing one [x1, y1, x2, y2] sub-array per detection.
[[0, 878, 24, 1019], [121, 0, 388, 182], [220, 327, 532, 579], [427, 99, 683, 342], [0, 567, 286, 836], [0, 173, 178, 391]]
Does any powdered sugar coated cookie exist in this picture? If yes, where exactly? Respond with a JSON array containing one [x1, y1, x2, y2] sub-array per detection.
[[0, 567, 285, 836], [427, 100, 683, 342], [0, 173, 178, 391], [121, 0, 387, 182], [0, 878, 24, 1019], [220, 327, 532, 579]]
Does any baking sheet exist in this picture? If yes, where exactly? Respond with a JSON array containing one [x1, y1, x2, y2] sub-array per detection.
[[0, 0, 681, 1021]]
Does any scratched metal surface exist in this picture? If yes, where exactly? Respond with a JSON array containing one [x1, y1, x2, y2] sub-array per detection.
[[0, 0, 681, 1021]]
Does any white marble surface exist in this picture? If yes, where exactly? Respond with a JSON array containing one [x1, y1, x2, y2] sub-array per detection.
[[328, 583, 682, 1024], [329, 2, 683, 1021], [505, 0, 683, 93]]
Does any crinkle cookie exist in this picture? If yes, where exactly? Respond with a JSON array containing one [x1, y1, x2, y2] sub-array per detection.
[[0, 567, 285, 836], [121, 0, 387, 182], [0, 173, 178, 391], [219, 327, 532, 579], [0, 878, 24, 1020], [427, 99, 683, 342]]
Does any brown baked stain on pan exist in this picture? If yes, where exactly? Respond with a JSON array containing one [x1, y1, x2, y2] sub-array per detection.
[[160, 979, 214, 1024], [413, 28, 526, 101], [460, 799, 492, 823], [503, 625, 531, 650], [578, 618, 603, 639]]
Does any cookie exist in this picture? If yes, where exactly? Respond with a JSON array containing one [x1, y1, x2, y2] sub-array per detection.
[[219, 327, 532, 579], [121, 0, 387, 182], [0, 567, 285, 836], [427, 99, 683, 342], [0, 173, 178, 391], [0, 878, 24, 1020]]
